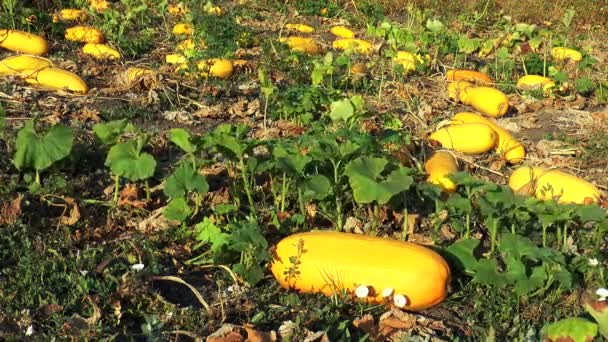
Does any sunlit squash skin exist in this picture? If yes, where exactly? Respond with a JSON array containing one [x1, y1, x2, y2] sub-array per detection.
[[451, 112, 525, 163], [516, 75, 555, 94], [270, 231, 451, 311], [82, 43, 121, 60], [332, 38, 373, 54], [330, 26, 355, 38], [0, 29, 48, 55], [285, 24, 315, 33], [197, 58, 234, 79], [551, 47, 582, 62], [508, 166, 601, 204], [65, 26, 104, 43], [279, 36, 320, 54], [429, 123, 497, 154], [425, 151, 458, 192], [458, 86, 509, 118], [0, 55, 52, 76], [446, 69, 492, 85], [24, 67, 88, 94]]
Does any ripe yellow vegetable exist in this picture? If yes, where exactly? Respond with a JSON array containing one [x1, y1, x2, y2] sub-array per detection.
[[446, 69, 492, 85], [197, 58, 234, 79], [516, 75, 555, 93], [332, 38, 373, 54], [65, 26, 104, 43], [0, 55, 52, 76], [285, 24, 314, 33], [393, 51, 426, 72], [449, 81, 509, 118], [279, 36, 320, 54], [24, 67, 88, 94], [508, 166, 601, 204], [0, 29, 49, 55], [165, 54, 187, 64], [330, 26, 355, 38], [82, 43, 121, 60], [430, 123, 497, 154], [172, 23, 193, 35], [551, 47, 582, 62], [52, 9, 88, 22], [451, 112, 525, 163], [425, 151, 458, 192], [270, 231, 451, 311]]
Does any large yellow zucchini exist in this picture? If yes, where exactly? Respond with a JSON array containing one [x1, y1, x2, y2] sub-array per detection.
[[332, 38, 373, 54], [429, 123, 497, 154], [285, 24, 315, 33], [451, 112, 525, 163], [508, 166, 601, 204], [24, 67, 88, 94], [53, 9, 88, 22], [446, 69, 492, 85], [65, 26, 104, 43], [0, 55, 52, 76], [0, 29, 48, 55], [551, 47, 582, 63], [458, 85, 509, 118], [270, 231, 451, 311], [197, 58, 234, 79], [330, 26, 355, 38], [425, 151, 458, 192], [516, 75, 555, 93], [82, 43, 121, 60], [279, 36, 320, 54]]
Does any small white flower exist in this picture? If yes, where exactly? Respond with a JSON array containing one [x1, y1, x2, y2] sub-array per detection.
[[596, 288, 608, 301], [79, 270, 89, 276], [382, 288, 394, 298], [355, 285, 369, 298], [393, 294, 408, 308], [588, 258, 599, 267], [131, 263, 145, 272], [25, 325, 34, 336]]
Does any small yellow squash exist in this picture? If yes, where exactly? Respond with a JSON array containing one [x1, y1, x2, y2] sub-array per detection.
[[425, 151, 458, 192], [508, 166, 601, 204], [551, 47, 582, 63], [279, 36, 320, 54], [165, 54, 187, 64], [516, 75, 555, 93], [430, 123, 497, 154], [0, 29, 49, 55], [82, 43, 121, 60], [285, 24, 315, 33], [451, 112, 525, 163], [172, 23, 193, 35], [0, 55, 52, 76], [330, 26, 355, 38], [450, 82, 509, 118], [197, 58, 234, 79], [53, 9, 88, 22], [446, 69, 492, 85], [65, 26, 104, 43], [270, 231, 451, 311], [24, 67, 88, 94], [332, 38, 373, 54]]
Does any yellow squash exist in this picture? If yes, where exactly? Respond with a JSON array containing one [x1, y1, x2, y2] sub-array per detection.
[[551, 47, 582, 63], [0, 29, 48, 55], [172, 23, 193, 35], [332, 38, 373, 54], [165, 54, 187, 64], [53, 9, 88, 22], [516, 75, 555, 94], [430, 123, 497, 154], [270, 231, 451, 311], [0, 55, 52, 76], [197, 58, 234, 79], [446, 69, 492, 85], [454, 83, 509, 118], [451, 112, 525, 163], [82, 43, 121, 60], [508, 166, 601, 204], [24, 67, 88, 94], [279, 36, 320, 54], [330, 26, 355, 38], [447, 80, 474, 100], [425, 151, 458, 192], [285, 24, 315, 33], [65, 26, 104, 43]]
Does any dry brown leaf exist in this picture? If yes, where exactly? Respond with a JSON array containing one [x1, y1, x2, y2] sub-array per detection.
[[244, 324, 276, 342], [378, 317, 415, 336], [60, 202, 81, 226], [0, 195, 22, 225], [353, 314, 377, 336], [118, 184, 146, 208], [207, 324, 245, 342]]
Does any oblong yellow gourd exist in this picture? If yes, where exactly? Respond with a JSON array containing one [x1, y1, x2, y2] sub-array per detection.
[[516, 75, 555, 93], [0, 55, 53, 76], [65, 26, 104, 43], [446, 69, 492, 85], [458, 86, 509, 118], [508, 166, 601, 204], [270, 231, 451, 311], [172, 23, 193, 35], [53, 9, 88, 22], [551, 47, 582, 62], [430, 123, 497, 154], [24, 67, 88, 94], [425, 151, 458, 192], [197, 58, 233, 79], [0, 29, 49, 55], [332, 38, 372, 54], [447, 80, 474, 100], [451, 112, 525, 163], [285, 24, 314, 33], [82, 43, 121, 60], [279, 36, 320, 54], [330, 26, 355, 38]]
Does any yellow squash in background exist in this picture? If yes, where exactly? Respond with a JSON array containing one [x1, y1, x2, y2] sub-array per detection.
[[0, 29, 49, 55], [425, 151, 458, 192]]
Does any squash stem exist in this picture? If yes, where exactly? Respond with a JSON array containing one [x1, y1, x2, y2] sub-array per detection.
[[280, 172, 287, 212], [113, 175, 119, 203], [239, 157, 256, 219], [145, 180, 151, 202]]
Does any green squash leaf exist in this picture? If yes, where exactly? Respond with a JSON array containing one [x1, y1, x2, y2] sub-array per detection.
[[13, 121, 73, 172], [164, 197, 192, 222], [541, 317, 598, 342], [164, 162, 208, 198], [169, 128, 196, 154], [105, 139, 156, 181]]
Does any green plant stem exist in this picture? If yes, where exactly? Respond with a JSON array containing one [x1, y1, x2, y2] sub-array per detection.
[[114, 175, 120, 202], [402, 207, 409, 241], [542, 224, 548, 247], [145, 180, 151, 202], [331, 159, 343, 231], [280, 172, 287, 212], [372, 204, 379, 236], [239, 157, 256, 218], [35, 170, 40, 185]]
